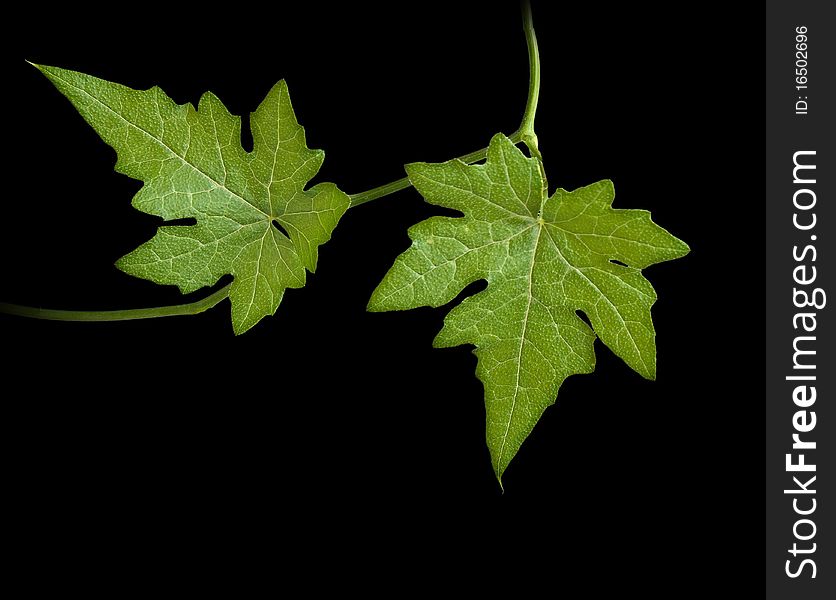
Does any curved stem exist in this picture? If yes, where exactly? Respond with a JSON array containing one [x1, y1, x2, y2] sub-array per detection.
[[0, 283, 231, 322], [519, 0, 541, 158], [352, 1, 542, 208], [519, 0, 547, 198]]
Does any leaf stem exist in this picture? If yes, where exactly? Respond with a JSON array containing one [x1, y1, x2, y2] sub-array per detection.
[[0, 283, 231, 322], [519, 0, 547, 198], [350, 1, 543, 208], [518, 0, 541, 160]]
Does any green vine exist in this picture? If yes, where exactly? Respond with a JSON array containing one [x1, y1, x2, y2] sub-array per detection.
[[2, 3, 541, 322], [0, 1, 689, 484]]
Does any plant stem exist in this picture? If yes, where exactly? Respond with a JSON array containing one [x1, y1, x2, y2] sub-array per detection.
[[352, 0, 542, 207], [349, 130, 523, 207], [0, 283, 231, 322], [519, 0, 547, 198], [518, 0, 541, 159]]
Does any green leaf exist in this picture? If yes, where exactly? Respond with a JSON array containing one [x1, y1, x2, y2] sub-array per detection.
[[34, 64, 349, 334], [369, 133, 689, 483]]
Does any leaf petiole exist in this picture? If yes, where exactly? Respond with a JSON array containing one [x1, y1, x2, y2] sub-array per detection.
[[353, 1, 543, 206], [518, 0, 541, 159]]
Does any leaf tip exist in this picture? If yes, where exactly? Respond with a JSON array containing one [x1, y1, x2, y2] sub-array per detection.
[[490, 448, 511, 492], [639, 358, 657, 381], [113, 255, 131, 276], [677, 237, 691, 257], [262, 79, 290, 106], [231, 312, 256, 336], [365, 293, 384, 313]]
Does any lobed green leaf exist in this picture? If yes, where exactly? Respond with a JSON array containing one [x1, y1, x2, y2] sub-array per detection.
[[35, 64, 349, 333], [370, 133, 689, 482]]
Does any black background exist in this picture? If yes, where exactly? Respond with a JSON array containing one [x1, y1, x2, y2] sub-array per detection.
[[3, 2, 763, 592]]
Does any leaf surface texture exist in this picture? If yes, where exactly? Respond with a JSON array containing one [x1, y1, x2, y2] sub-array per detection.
[[370, 134, 689, 481], [37, 64, 349, 333]]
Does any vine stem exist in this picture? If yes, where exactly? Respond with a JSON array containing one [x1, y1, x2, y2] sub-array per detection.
[[518, 0, 547, 199], [518, 0, 542, 161], [0, 283, 232, 322], [1, 1, 542, 324], [353, 0, 542, 205]]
